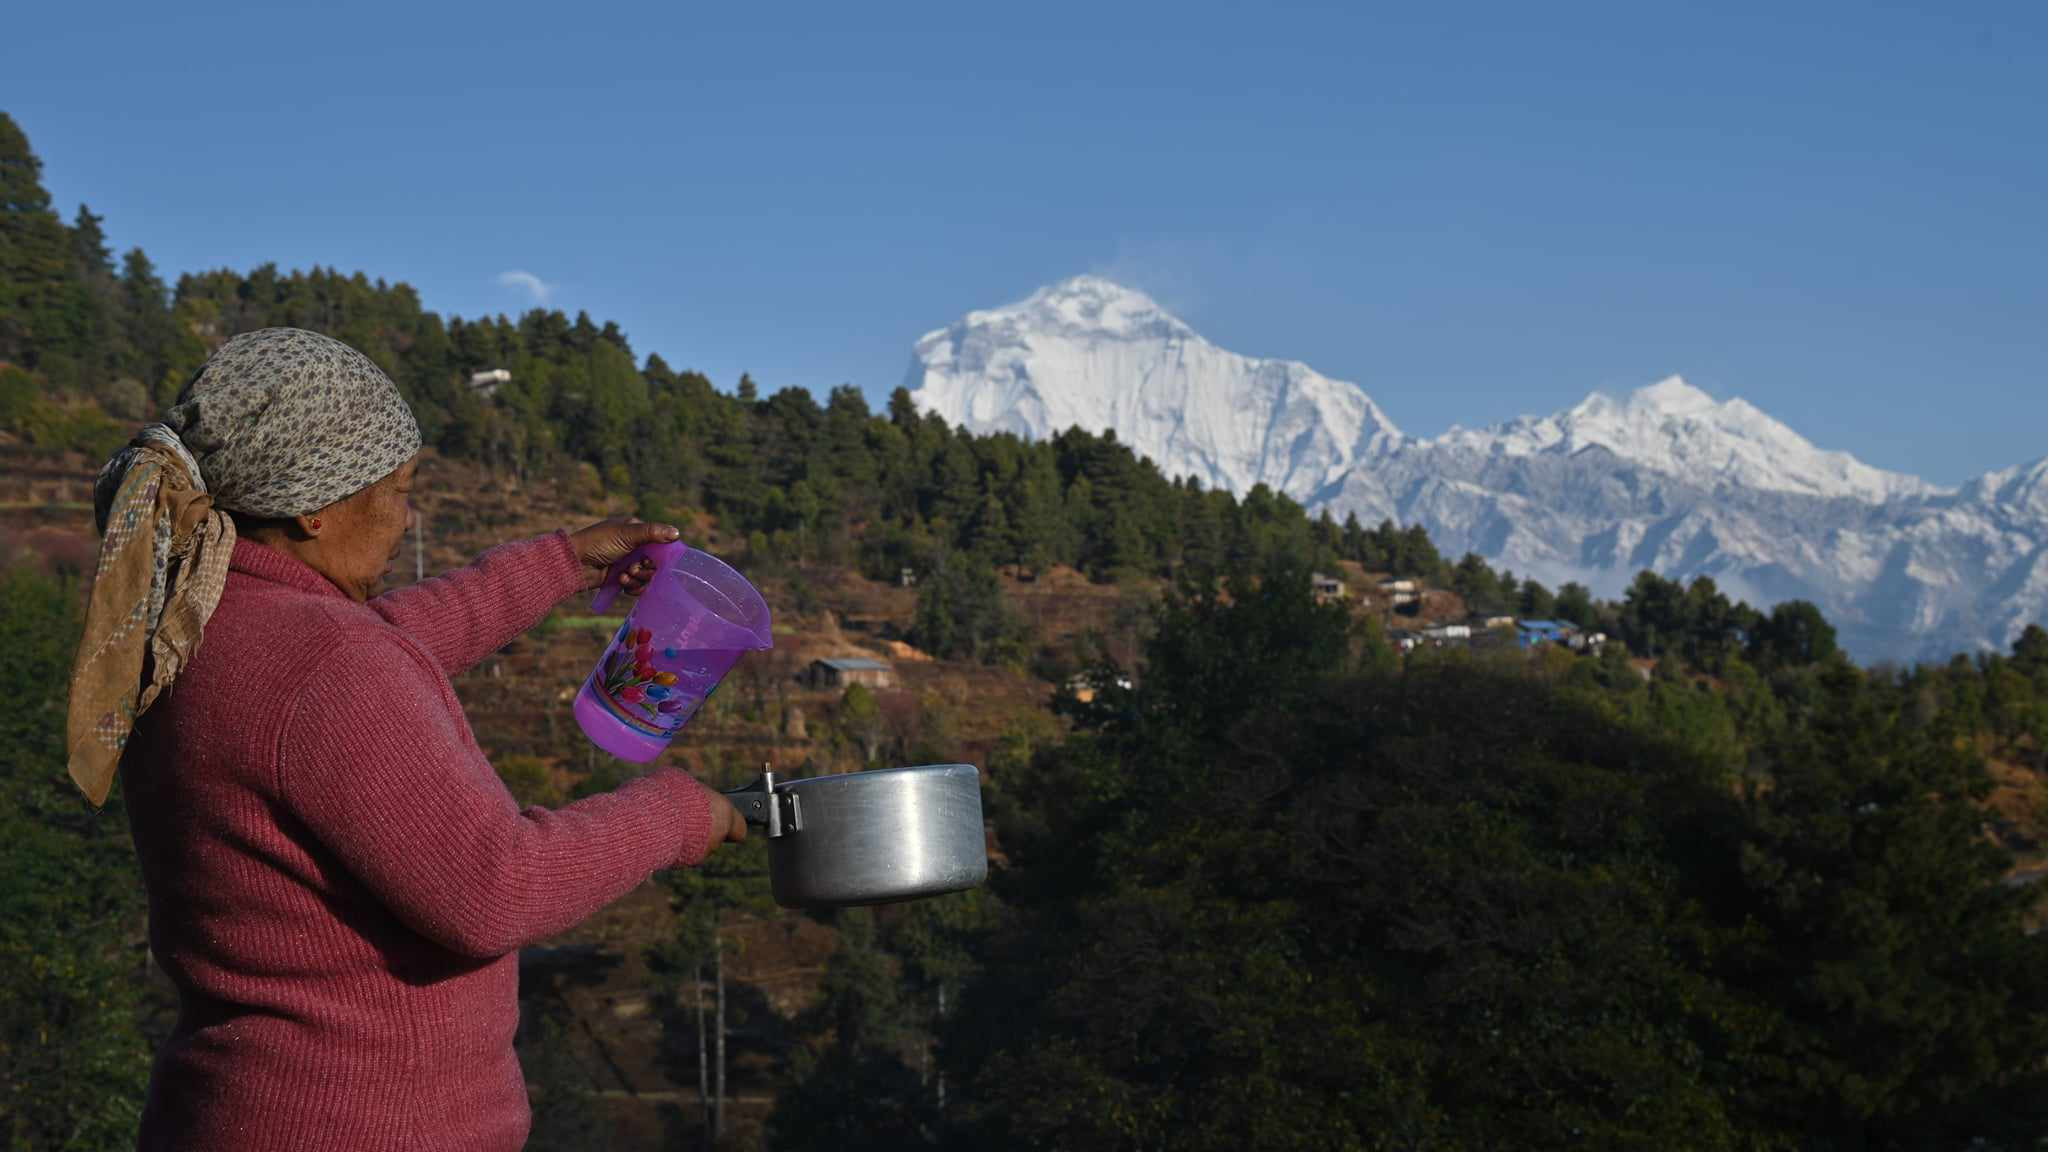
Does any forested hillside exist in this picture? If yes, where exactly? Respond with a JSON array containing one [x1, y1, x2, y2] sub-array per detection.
[[6, 110, 2048, 1150]]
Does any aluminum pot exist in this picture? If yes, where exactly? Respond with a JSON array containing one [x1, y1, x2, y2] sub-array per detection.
[[721, 764, 987, 908]]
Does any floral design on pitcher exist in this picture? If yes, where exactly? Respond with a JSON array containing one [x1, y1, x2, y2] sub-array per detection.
[[598, 626, 696, 727], [598, 623, 716, 729]]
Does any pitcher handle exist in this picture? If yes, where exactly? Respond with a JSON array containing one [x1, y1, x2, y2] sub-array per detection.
[[592, 541, 677, 612]]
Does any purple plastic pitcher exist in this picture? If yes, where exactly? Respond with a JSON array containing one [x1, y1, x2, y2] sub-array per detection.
[[573, 541, 773, 762]]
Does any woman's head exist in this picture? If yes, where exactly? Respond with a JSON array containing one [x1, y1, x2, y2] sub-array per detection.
[[168, 327, 423, 600], [235, 453, 420, 601], [69, 327, 423, 804]]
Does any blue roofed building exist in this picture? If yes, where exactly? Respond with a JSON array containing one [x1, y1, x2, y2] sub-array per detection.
[[1516, 619, 1579, 649]]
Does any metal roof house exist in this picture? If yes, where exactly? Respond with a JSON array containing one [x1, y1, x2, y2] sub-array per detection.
[[1516, 619, 1579, 649], [801, 657, 896, 690]]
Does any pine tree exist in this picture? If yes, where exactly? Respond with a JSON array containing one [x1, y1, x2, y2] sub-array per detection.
[[0, 112, 85, 377], [1682, 575, 1738, 671], [1453, 552, 1505, 612], [886, 385, 919, 429], [1340, 510, 1367, 565], [1518, 577, 1556, 619], [911, 550, 1022, 664], [67, 204, 125, 395], [1707, 661, 2048, 1146], [1396, 522, 1440, 577], [2015, 624, 2048, 677], [118, 249, 178, 404], [1620, 570, 1687, 658], [69, 204, 111, 280], [1750, 599, 1838, 670], [767, 909, 933, 1151], [1007, 451, 1067, 573], [1554, 581, 1595, 627]]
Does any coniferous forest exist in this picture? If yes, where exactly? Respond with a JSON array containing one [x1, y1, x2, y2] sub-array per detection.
[[6, 111, 2048, 1149]]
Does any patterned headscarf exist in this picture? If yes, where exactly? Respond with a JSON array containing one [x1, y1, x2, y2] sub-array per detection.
[[66, 328, 422, 806]]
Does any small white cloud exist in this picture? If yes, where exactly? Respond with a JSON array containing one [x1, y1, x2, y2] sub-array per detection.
[[496, 269, 554, 305], [1090, 236, 1212, 322]]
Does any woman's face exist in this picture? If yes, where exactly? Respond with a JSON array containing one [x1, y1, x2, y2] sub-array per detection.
[[315, 454, 420, 601]]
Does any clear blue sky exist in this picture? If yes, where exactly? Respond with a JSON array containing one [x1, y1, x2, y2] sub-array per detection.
[[8, 1, 2043, 485]]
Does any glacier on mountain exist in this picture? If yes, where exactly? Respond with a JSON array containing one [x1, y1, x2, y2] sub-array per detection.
[[908, 276, 2046, 664]]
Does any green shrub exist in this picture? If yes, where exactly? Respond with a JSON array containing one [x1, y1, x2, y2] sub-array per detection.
[[0, 364, 38, 431]]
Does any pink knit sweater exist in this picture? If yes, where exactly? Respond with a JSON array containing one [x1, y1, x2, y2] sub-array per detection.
[[121, 532, 718, 1151]]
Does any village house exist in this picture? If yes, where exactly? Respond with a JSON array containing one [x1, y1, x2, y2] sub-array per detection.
[[1421, 623, 1472, 643], [1377, 577, 1419, 607], [1472, 614, 1517, 630], [467, 368, 510, 397], [1386, 628, 1423, 653], [1311, 572, 1347, 604], [800, 657, 896, 690], [1516, 619, 1579, 650]]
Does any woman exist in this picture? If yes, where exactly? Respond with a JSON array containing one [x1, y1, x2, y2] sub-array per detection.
[[67, 327, 747, 1151]]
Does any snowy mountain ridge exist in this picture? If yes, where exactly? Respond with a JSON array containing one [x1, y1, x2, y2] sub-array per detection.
[[909, 277, 1403, 498], [1434, 375, 1942, 504], [907, 276, 2046, 663]]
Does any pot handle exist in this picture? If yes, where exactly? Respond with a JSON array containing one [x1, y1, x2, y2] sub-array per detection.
[[723, 771, 802, 838]]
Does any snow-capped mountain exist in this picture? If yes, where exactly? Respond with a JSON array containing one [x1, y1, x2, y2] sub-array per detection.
[[1432, 376, 1939, 503], [908, 276, 1402, 498], [908, 277, 2046, 663], [1322, 440, 2048, 664], [1962, 458, 2048, 520]]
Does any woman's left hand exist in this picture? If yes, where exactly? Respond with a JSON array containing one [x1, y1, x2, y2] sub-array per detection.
[[569, 518, 682, 594]]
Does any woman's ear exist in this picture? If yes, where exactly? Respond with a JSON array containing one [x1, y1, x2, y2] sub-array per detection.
[[295, 512, 324, 539]]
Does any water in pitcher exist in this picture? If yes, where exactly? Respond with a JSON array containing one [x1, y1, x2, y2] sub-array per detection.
[[574, 542, 771, 762]]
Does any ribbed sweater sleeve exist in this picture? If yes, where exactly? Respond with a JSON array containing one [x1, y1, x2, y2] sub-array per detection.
[[277, 629, 719, 959], [368, 531, 589, 678]]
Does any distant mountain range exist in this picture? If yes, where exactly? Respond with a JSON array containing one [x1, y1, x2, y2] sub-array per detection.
[[908, 276, 2048, 663]]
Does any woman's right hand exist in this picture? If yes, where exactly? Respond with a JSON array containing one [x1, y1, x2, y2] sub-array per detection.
[[570, 517, 682, 593], [706, 790, 749, 847]]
